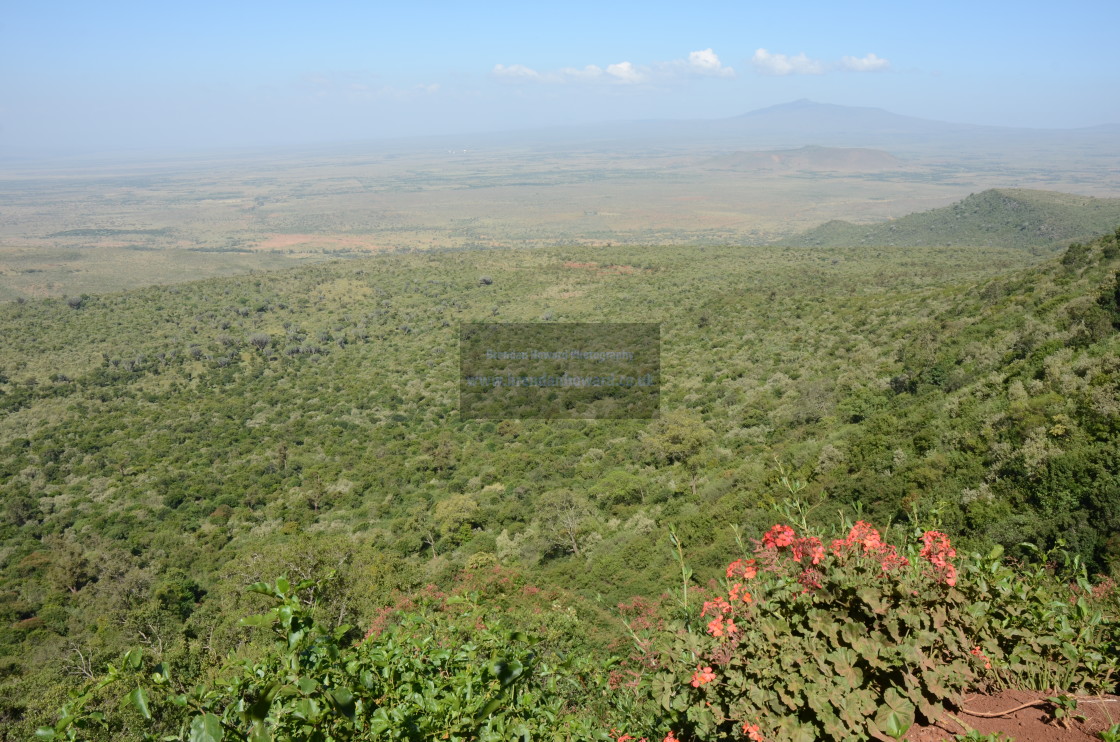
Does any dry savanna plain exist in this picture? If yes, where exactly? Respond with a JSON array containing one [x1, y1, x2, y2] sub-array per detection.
[[2, 122, 1119, 301]]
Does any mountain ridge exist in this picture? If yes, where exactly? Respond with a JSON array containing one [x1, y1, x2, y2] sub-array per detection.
[[780, 188, 1120, 250]]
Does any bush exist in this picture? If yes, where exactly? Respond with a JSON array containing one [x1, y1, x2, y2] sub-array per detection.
[[37, 576, 614, 741], [618, 520, 1120, 742]]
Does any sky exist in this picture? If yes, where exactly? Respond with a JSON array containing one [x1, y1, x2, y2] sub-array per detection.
[[2, 0, 1119, 156]]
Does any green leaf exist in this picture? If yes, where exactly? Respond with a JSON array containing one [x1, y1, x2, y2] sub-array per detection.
[[878, 709, 910, 739], [189, 713, 224, 742], [248, 722, 272, 742], [275, 577, 290, 595], [129, 687, 152, 719], [34, 728, 56, 739], [474, 697, 503, 721], [875, 688, 915, 739], [247, 682, 281, 721]]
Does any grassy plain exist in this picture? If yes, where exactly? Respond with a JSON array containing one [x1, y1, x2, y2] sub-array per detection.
[[3, 134, 1119, 300]]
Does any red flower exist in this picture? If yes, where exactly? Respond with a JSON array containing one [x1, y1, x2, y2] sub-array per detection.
[[690, 665, 717, 687], [727, 558, 758, 580], [742, 722, 764, 741], [762, 524, 796, 549], [920, 531, 957, 585], [729, 582, 753, 604], [792, 536, 824, 565], [664, 732, 680, 742], [847, 521, 884, 552], [706, 616, 726, 637], [701, 597, 731, 617], [832, 522, 910, 573]]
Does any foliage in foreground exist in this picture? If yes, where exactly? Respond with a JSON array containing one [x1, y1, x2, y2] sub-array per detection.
[[37, 574, 614, 741], [39, 519, 1120, 742], [615, 520, 1119, 742]]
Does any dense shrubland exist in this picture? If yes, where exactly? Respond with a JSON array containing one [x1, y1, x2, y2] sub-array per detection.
[[32, 517, 1120, 740], [2, 227, 1119, 738]]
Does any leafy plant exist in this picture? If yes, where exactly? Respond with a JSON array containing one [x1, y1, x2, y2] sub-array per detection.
[[38, 576, 614, 741], [1046, 693, 1086, 729], [1099, 723, 1120, 742], [622, 519, 1120, 742], [952, 731, 1015, 741]]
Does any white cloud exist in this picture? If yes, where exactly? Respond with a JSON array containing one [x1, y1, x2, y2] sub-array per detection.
[[606, 61, 644, 84], [492, 63, 544, 81], [751, 49, 892, 75], [840, 53, 890, 72], [686, 48, 735, 77], [492, 49, 735, 85], [751, 48, 825, 75], [558, 65, 605, 81]]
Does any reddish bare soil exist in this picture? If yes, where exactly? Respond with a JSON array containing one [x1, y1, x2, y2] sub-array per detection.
[[905, 690, 1120, 741]]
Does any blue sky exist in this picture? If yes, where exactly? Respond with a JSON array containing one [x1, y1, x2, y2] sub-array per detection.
[[2, 0, 1118, 154]]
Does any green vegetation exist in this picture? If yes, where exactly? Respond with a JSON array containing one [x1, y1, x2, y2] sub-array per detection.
[[785, 189, 1120, 251], [29, 518, 1120, 741], [1, 221, 1119, 739]]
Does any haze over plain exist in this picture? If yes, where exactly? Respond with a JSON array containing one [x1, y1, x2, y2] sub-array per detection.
[[2, 0, 1118, 157]]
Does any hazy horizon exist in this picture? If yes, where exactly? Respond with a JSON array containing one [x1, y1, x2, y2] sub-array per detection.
[[3, 0, 1119, 159]]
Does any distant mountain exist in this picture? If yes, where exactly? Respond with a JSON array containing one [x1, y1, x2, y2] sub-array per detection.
[[445, 98, 1120, 153], [702, 145, 905, 172], [718, 99, 983, 138], [781, 189, 1120, 250]]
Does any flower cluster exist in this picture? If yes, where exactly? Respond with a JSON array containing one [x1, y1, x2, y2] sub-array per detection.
[[726, 558, 757, 580], [970, 645, 992, 670], [791, 536, 825, 566], [706, 614, 739, 638], [742, 722, 765, 741], [701, 596, 742, 638], [760, 524, 826, 565], [690, 665, 716, 687], [755, 524, 840, 596], [830, 521, 910, 573], [919, 530, 957, 586], [761, 524, 796, 549]]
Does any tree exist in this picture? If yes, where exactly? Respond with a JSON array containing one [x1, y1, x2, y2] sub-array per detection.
[[537, 489, 593, 558], [641, 410, 715, 495], [44, 533, 93, 595], [433, 494, 480, 545]]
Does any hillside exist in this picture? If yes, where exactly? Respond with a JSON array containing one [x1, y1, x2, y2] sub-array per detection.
[[1, 227, 1119, 739], [783, 188, 1120, 250], [702, 145, 904, 172]]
